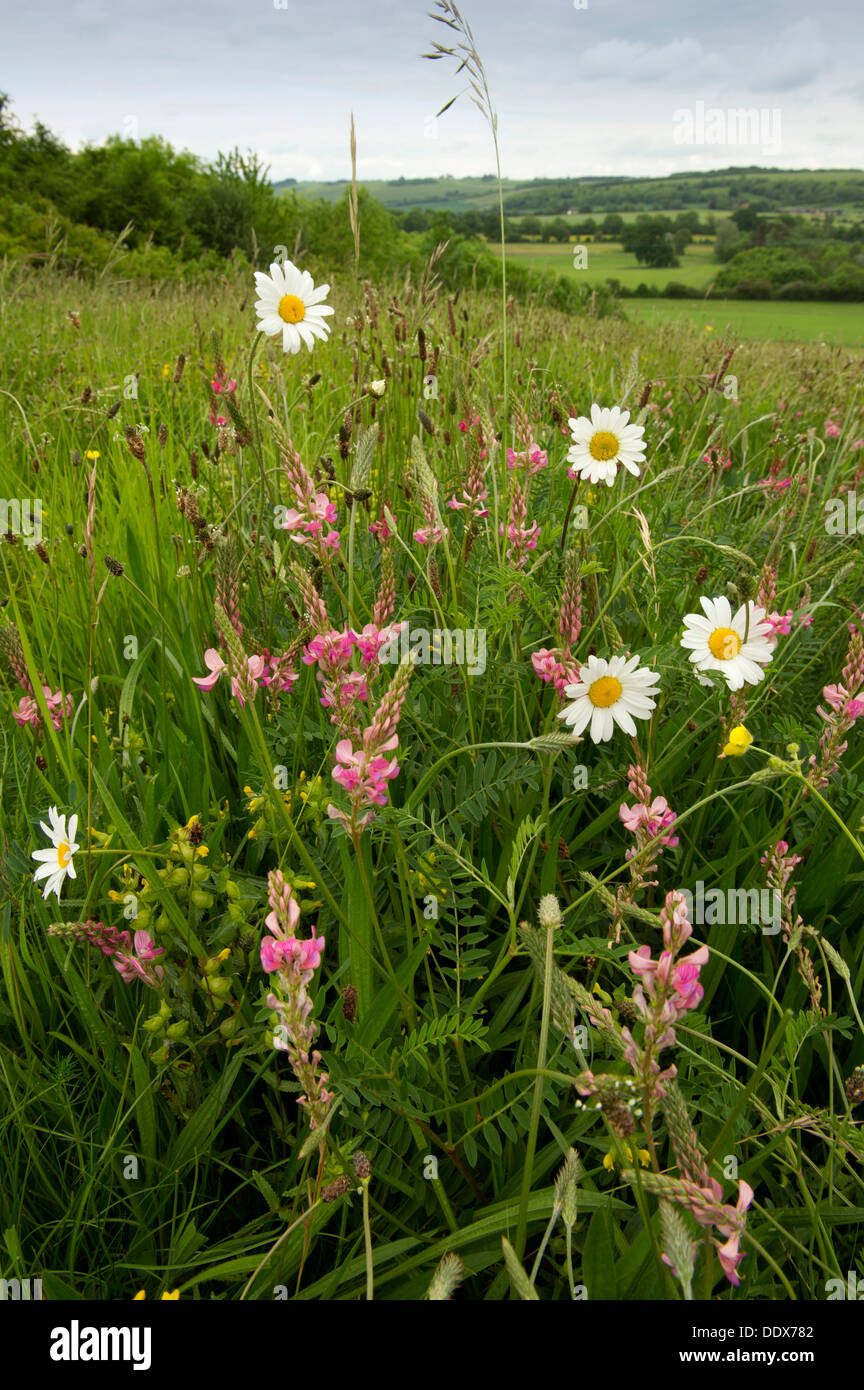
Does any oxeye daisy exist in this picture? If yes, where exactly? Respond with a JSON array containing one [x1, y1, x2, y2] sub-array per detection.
[[558, 653, 661, 744], [31, 806, 80, 901], [253, 260, 334, 355], [567, 404, 646, 487], [681, 597, 774, 692]]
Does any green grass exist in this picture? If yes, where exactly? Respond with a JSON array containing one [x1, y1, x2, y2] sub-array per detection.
[[1, 261, 863, 1303], [624, 298, 864, 348], [499, 239, 718, 289]]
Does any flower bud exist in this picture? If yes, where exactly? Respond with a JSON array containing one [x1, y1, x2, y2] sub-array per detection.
[[166, 1020, 189, 1040]]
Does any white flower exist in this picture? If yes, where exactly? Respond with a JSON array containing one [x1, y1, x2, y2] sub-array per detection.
[[558, 653, 660, 743], [567, 404, 646, 487], [253, 260, 334, 354], [680, 596, 774, 691], [31, 806, 80, 901]]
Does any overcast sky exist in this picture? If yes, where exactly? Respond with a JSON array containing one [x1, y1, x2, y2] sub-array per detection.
[[3, 0, 862, 181]]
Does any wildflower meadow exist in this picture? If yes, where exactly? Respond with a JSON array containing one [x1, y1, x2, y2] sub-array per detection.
[[1, 0, 863, 1328]]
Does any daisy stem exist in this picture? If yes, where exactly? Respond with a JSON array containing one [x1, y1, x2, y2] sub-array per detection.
[[560, 477, 579, 552]]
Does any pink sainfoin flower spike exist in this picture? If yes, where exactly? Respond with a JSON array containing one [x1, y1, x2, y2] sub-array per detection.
[[327, 658, 414, 839], [113, 930, 165, 989], [500, 479, 540, 568], [414, 491, 447, 546], [809, 624, 864, 788], [209, 374, 237, 426], [303, 627, 367, 736], [369, 512, 394, 543], [760, 837, 821, 1011], [756, 561, 795, 650], [530, 550, 582, 698], [281, 446, 341, 555], [558, 548, 582, 654], [261, 870, 332, 1129], [192, 647, 269, 707], [47, 919, 163, 989], [618, 761, 678, 876], [531, 648, 580, 697], [621, 890, 708, 1105], [507, 443, 548, 474], [14, 685, 74, 732]]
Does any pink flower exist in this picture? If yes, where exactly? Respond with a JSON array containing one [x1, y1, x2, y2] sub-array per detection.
[[231, 654, 267, 706], [413, 523, 448, 545], [671, 959, 704, 1012], [321, 670, 368, 711], [192, 648, 227, 691], [370, 514, 394, 542], [507, 444, 548, 474], [332, 735, 400, 806], [628, 940, 708, 1020], [825, 419, 841, 438], [620, 795, 678, 846], [281, 448, 341, 554], [501, 519, 540, 550], [259, 651, 299, 694], [531, 648, 580, 696], [762, 609, 793, 649], [209, 376, 237, 425], [303, 629, 355, 672], [447, 489, 489, 518], [13, 686, 73, 731], [113, 930, 165, 988]]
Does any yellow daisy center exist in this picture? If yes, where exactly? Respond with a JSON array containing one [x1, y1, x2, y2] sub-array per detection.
[[588, 675, 623, 708], [278, 294, 306, 324], [589, 430, 620, 461], [57, 840, 71, 868], [708, 626, 741, 660]]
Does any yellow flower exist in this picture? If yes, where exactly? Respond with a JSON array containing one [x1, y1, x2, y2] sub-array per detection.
[[603, 1145, 651, 1171], [85, 450, 100, 461], [195, 845, 209, 858], [161, 1290, 180, 1300], [162, 364, 171, 377], [722, 724, 753, 758]]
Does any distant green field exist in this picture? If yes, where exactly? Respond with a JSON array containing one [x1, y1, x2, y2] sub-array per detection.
[[276, 168, 864, 216], [623, 299, 864, 348], [499, 239, 718, 290]]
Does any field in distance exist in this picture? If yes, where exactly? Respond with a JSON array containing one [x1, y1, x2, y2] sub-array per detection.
[[624, 299, 864, 348], [498, 239, 718, 289]]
